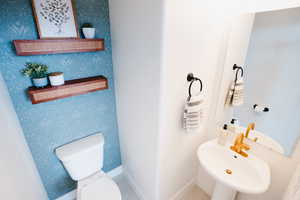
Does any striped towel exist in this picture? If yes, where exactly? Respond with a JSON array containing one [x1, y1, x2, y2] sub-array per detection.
[[183, 94, 204, 132], [226, 77, 244, 106]]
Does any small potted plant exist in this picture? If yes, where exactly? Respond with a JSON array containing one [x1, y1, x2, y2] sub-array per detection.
[[48, 72, 65, 86], [82, 23, 95, 39], [21, 62, 48, 88]]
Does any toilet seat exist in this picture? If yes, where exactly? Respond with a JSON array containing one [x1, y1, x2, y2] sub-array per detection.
[[77, 172, 121, 200]]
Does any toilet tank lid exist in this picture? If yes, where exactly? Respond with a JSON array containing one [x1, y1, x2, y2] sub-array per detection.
[[56, 133, 104, 162]]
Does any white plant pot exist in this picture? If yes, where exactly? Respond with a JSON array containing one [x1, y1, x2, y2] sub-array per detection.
[[82, 28, 96, 39], [49, 72, 65, 86]]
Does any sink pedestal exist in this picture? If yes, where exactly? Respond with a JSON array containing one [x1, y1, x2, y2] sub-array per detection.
[[212, 182, 237, 200]]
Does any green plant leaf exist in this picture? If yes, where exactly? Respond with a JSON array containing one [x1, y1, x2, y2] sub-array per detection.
[[21, 62, 49, 79]]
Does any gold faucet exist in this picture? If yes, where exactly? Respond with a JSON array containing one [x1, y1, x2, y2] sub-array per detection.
[[245, 123, 258, 142], [230, 133, 250, 157]]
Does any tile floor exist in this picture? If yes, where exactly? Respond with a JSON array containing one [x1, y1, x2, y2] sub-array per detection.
[[179, 185, 210, 200], [114, 175, 210, 200]]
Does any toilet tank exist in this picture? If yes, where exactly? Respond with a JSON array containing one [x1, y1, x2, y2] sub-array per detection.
[[55, 133, 104, 181]]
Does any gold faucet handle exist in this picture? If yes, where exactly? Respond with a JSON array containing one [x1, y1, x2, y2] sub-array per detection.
[[245, 123, 255, 138]]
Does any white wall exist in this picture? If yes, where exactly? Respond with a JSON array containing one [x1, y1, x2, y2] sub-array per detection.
[[234, 8, 300, 156], [110, 0, 300, 200], [0, 73, 48, 200], [110, 0, 239, 199], [196, 13, 256, 195], [157, 0, 237, 199], [109, 0, 163, 199], [198, 5, 300, 200], [242, 0, 300, 13]]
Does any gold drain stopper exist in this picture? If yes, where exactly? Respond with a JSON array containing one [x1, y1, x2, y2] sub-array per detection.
[[225, 169, 232, 175]]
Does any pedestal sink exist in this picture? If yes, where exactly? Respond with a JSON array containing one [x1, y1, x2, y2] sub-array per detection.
[[197, 139, 271, 200]]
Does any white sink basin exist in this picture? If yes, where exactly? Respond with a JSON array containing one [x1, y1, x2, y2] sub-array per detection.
[[197, 139, 271, 200]]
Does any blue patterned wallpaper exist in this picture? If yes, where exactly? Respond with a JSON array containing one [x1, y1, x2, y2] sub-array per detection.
[[0, 0, 121, 199]]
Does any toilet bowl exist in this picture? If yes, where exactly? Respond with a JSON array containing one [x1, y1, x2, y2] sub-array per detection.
[[55, 133, 121, 200], [77, 172, 121, 200]]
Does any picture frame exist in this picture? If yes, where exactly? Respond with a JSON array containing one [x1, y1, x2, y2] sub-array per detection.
[[31, 0, 79, 39]]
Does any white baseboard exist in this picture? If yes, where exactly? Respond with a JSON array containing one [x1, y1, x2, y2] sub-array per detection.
[[55, 190, 77, 200], [56, 165, 195, 200], [106, 165, 123, 178], [122, 168, 146, 200], [122, 168, 195, 200], [55, 165, 123, 200], [170, 178, 196, 200]]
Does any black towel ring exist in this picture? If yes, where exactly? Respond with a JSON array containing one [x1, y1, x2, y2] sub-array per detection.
[[233, 64, 244, 82], [187, 73, 203, 99]]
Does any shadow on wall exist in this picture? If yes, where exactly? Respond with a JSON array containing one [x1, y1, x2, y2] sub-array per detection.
[[0, 0, 121, 199]]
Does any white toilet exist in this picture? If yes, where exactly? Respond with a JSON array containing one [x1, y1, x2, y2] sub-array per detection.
[[55, 133, 122, 200]]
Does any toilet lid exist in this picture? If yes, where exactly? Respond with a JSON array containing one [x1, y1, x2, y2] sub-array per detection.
[[79, 176, 121, 200]]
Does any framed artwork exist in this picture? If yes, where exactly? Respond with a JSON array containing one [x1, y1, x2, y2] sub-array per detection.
[[31, 0, 79, 39]]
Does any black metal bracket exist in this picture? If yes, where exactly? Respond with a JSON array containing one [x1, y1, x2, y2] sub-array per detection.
[[187, 73, 203, 99], [233, 64, 244, 82], [253, 104, 270, 112]]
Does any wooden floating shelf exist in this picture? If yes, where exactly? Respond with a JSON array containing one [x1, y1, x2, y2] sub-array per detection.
[[13, 38, 105, 56], [28, 76, 108, 104]]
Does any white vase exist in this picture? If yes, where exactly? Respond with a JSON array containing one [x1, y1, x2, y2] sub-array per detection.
[[82, 28, 96, 39], [49, 72, 64, 86]]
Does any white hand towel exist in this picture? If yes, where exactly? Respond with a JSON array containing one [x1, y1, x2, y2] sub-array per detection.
[[226, 81, 235, 105], [226, 77, 244, 106], [232, 77, 244, 106], [183, 94, 204, 132]]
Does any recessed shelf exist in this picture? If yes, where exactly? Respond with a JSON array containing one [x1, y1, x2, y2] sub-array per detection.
[[28, 76, 108, 104], [13, 38, 105, 56]]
